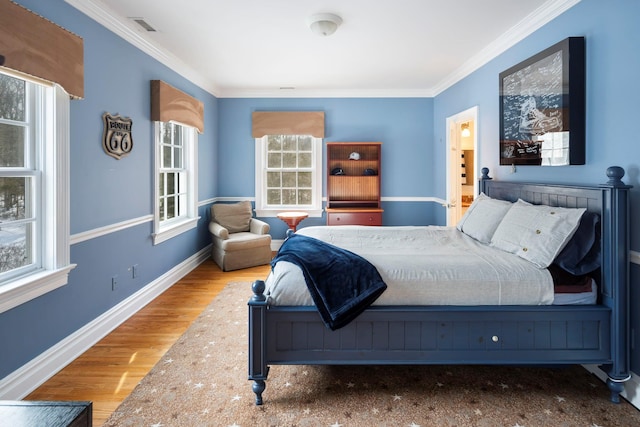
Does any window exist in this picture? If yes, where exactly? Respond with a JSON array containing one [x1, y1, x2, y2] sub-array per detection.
[[0, 70, 74, 314], [254, 134, 323, 217], [152, 121, 198, 244]]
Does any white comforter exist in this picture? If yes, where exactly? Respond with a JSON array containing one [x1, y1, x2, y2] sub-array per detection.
[[265, 225, 555, 306]]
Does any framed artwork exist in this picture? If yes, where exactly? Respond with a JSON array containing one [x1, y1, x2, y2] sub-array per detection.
[[499, 37, 585, 166]]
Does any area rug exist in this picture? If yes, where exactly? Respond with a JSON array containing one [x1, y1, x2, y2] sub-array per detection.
[[104, 281, 640, 427]]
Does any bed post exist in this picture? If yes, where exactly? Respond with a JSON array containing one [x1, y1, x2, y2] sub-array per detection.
[[600, 166, 632, 403], [479, 167, 492, 194], [248, 280, 269, 405]]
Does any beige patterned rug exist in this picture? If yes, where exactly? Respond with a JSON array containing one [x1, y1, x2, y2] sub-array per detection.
[[104, 281, 640, 427]]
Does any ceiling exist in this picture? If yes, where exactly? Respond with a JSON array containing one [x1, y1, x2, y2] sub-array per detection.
[[66, 0, 580, 98]]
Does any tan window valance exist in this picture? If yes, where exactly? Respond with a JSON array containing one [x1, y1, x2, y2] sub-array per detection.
[[150, 80, 204, 133], [0, 0, 84, 99], [252, 111, 325, 138]]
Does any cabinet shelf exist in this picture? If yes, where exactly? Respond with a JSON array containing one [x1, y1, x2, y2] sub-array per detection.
[[326, 142, 382, 225]]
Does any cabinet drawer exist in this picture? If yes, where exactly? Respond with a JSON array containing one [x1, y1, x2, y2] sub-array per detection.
[[327, 211, 382, 226]]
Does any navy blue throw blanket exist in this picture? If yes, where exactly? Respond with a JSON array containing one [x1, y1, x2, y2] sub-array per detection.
[[271, 233, 387, 330]]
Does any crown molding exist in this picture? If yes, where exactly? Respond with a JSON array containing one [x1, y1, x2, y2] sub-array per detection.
[[432, 0, 582, 95], [64, 0, 221, 97], [66, 0, 580, 99]]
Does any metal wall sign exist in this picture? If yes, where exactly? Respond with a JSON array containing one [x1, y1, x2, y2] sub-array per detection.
[[102, 112, 133, 159]]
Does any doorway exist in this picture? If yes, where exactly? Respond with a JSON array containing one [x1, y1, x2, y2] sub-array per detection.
[[446, 106, 478, 226]]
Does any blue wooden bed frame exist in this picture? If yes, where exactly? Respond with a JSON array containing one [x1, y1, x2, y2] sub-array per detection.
[[248, 166, 631, 405]]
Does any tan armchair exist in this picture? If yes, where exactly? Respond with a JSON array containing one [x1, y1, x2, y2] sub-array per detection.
[[209, 201, 272, 271]]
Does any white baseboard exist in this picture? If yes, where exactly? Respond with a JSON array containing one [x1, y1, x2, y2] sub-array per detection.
[[583, 364, 640, 410], [0, 245, 212, 400]]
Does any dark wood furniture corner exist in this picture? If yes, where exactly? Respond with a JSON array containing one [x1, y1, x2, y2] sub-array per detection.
[[0, 400, 92, 427]]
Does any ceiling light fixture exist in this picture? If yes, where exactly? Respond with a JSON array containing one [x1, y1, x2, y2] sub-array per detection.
[[306, 13, 342, 37], [461, 122, 471, 137]]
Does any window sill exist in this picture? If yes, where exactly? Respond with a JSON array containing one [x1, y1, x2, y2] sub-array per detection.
[[152, 217, 200, 245], [255, 208, 323, 218], [0, 264, 77, 314]]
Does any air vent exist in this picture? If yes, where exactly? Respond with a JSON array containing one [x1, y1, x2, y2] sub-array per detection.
[[130, 17, 156, 32]]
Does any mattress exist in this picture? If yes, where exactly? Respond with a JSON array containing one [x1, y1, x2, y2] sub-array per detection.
[[266, 225, 561, 306]]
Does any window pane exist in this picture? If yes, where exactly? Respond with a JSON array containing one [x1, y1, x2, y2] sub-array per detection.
[[282, 172, 297, 187], [266, 171, 280, 188], [267, 135, 282, 151], [298, 172, 312, 188], [298, 136, 312, 151], [173, 146, 182, 168], [282, 189, 297, 205], [0, 222, 31, 274], [0, 123, 26, 167], [282, 135, 296, 151], [166, 173, 175, 194], [173, 124, 181, 145], [0, 74, 26, 121], [267, 189, 281, 205], [161, 126, 171, 146], [298, 189, 312, 205], [162, 145, 172, 168], [166, 196, 175, 219], [267, 153, 281, 168], [282, 152, 297, 168], [0, 177, 28, 220], [159, 173, 166, 196], [159, 197, 165, 219], [298, 152, 312, 168]]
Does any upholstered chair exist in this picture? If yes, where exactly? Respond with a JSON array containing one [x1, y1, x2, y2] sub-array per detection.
[[209, 201, 272, 271]]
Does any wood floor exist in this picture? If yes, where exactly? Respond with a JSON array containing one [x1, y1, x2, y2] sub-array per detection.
[[25, 259, 271, 426]]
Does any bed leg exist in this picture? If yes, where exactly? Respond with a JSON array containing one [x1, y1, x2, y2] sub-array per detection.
[[248, 280, 269, 405], [606, 375, 630, 404], [252, 379, 266, 405]]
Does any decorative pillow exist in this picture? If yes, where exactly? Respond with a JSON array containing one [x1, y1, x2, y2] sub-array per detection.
[[490, 200, 586, 268], [456, 193, 513, 244], [212, 200, 252, 233], [553, 211, 601, 275]]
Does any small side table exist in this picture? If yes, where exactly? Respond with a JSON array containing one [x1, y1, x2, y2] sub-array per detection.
[[277, 211, 308, 232]]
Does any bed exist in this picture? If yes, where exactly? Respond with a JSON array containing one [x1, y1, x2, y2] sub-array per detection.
[[248, 166, 631, 405]]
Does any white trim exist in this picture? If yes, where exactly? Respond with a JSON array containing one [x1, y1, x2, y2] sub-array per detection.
[[70, 215, 153, 245], [67, 0, 580, 99], [432, 0, 581, 95], [0, 245, 211, 400], [152, 217, 199, 245], [0, 265, 76, 314], [583, 365, 640, 410], [630, 250, 640, 265], [64, 0, 220, 97]]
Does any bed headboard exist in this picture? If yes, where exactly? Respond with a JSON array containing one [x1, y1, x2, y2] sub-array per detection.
[[479, 166, 631, 381]]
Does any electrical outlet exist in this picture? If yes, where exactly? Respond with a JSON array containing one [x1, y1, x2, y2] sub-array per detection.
[[132, 264, 138, 279], [112, 275, 118, 291]]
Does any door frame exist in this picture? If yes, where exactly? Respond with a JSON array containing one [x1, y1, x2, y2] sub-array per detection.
[[445, 106, 478, 226]]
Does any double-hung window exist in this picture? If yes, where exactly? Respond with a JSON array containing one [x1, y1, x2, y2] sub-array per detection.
[[254, 134, 323, 217], [152, 121, 198, 244], [0, 70, 74, 313]]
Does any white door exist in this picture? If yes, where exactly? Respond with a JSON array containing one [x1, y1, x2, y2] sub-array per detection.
[[446, 106, 478, 226]]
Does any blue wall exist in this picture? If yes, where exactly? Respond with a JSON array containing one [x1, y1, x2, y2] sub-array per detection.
[[218, 98, 435, 237], [1, 0, 639, 387], [0, 0, 218, 379]]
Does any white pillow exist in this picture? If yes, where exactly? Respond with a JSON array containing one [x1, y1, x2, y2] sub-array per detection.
[[490, 199, 586, 268], [456, 193, 513, 244]]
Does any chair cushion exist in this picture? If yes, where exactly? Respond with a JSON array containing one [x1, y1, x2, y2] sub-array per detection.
[[217, 232, 271, 251], [212, 201, 252, 233]]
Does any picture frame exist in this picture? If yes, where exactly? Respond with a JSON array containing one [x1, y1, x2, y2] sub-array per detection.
[[499, 37, 585, 166]]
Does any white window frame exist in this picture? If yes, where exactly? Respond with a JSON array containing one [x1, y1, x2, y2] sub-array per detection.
[[0, 70, 75, 314], [152, 121, 199, 245], [254, 135, 323, 218]]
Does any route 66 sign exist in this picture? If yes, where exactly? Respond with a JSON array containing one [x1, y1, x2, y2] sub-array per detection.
[[102, 113, 133, 159]]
